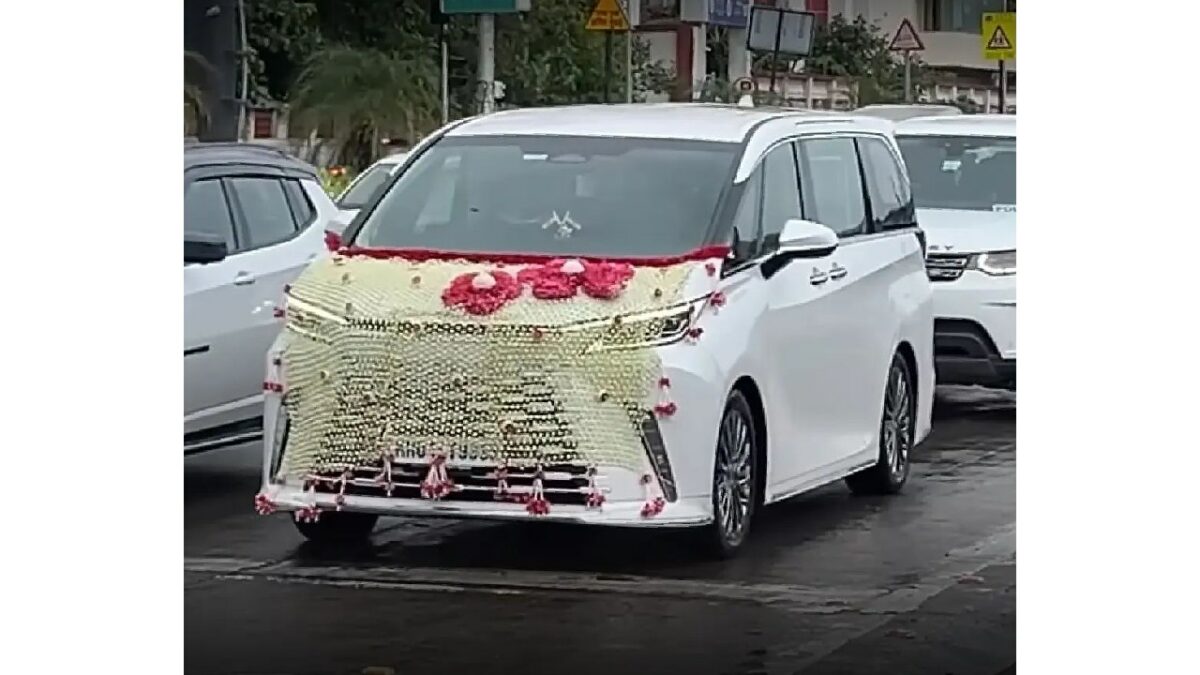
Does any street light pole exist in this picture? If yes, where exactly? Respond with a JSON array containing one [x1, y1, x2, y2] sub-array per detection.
[[479, 13, 495, 114]]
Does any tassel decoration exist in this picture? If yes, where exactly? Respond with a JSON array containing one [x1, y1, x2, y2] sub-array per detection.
[[525, 465, 551, 516], [419, 452, 454, 500]]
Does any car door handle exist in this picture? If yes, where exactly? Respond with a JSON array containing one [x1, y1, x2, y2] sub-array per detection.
[[809, 268, 828, 286], [233, 272, 257, 286], [829, 264, 847, 280]]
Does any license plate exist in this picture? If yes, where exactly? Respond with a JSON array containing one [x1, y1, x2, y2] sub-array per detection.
[[390, 445, 500, 468]]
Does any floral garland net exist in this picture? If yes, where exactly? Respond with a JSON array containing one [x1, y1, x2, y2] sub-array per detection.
[[262, 248, 728, 517]]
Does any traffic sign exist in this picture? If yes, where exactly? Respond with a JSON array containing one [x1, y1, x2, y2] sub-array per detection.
[[981, 12, 1016, 60], [889, 18, 924, 52], [586, 0, 629, 31]]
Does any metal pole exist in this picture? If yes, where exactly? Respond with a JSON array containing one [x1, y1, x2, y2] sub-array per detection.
[[479, 13, 496, 114], [626, 29, 633, 103], [236, 0, 249, 141], [998, 59, 1007, 113], [604, 31, 613, 103], [440, 23, 449, 124], [768, 11, 783, 98], [903, 50, 912, 102]]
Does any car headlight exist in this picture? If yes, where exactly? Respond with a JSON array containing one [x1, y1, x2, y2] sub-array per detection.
[[284, 295, 345, 343], [583, 298, 707, 354], [974, 250, 1016, 276]]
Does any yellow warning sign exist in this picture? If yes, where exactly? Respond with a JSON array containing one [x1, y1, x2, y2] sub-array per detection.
[[981, 12, 1016, 60], [586, 0, 629, 32]]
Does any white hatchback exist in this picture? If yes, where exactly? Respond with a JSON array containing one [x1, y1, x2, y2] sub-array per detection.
[[256, 104, 934, 557], [184, 144, 339, 453]]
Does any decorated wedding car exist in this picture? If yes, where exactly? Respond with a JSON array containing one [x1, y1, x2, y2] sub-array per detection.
[[254, 104, 935, 557]]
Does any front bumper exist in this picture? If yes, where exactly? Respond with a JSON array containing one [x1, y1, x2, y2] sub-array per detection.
[[263, 483, 712, 527], [931, 270, 1015, 388]]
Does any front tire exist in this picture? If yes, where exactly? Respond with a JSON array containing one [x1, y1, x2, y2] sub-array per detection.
[[846, 353, 914, 496], [701, 390, 760, 558], [293, 510, 379, 544]]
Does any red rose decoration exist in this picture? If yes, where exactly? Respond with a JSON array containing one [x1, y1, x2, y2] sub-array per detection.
[[441, 269, 521, 316], [517, 260, 578, 299], [579, 261, 635, 299]]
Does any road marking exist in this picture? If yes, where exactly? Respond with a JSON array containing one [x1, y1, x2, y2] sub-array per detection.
[[184, 522, 1014, 618]]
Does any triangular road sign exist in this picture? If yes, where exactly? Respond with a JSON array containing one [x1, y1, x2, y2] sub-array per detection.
[[586, 0, 629, 32], [986, 25, 1012, 50], [889, 18, 925, 51]]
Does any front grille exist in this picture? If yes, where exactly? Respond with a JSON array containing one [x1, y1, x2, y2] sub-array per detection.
[[308, 462, 595, 506], [925, 254, 970, 282]]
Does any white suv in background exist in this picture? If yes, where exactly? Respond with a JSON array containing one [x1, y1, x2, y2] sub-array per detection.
[[331, 151, 409, 231], [257, 104, 934, 557], [184, 143, 339, 453], [895, 115, 1015, 390]]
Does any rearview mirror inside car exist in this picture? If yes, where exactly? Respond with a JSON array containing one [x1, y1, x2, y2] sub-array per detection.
[[184, 233, 228, 265]]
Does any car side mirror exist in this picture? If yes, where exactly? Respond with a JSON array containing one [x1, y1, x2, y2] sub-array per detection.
[[184, 233, 228, 264], [779, 219, 838, 258]]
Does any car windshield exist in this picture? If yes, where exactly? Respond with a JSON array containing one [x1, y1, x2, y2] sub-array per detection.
[[354, 135, 738, 257], [896, 134, 1016, 211], [338, 162, 399, 209]]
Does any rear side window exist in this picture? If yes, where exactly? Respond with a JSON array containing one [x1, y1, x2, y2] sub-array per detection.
[[184, 178, 236, 251], [857, 137, 914, 230], [283, 179, 316, 227], [796, 138, 867, 237], [228, 177, 298, 250]]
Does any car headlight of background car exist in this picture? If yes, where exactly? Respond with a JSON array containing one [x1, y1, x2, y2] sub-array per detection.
[[972, 250, 1016, 276]]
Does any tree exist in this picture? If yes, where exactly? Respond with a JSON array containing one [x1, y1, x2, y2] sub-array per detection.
[[185, 51, 215, 137], [803, 15, 929, 105], [244, 0, 323, 102], [288, 46, 439, 167]]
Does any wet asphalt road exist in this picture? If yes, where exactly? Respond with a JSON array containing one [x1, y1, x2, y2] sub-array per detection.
[[185, 386, 1015, 675]]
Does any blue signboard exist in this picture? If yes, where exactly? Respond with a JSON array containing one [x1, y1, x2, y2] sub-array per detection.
[[708, 0, 750, 27]]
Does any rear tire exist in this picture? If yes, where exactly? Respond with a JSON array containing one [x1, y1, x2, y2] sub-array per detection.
[[293, 511, 379, 544], [846, 353, 914, 496], [700, 390, 760, 558]]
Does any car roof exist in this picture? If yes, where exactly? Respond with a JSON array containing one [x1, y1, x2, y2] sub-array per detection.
[[445, 103, 881, 143], [853, 104, 962, 121], [894, 114, 1015, 138], [184, 142, 319, 176]]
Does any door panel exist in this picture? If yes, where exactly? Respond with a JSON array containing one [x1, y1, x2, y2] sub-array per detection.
[[184, 177, 252, 420], [755, 142, 842, 485]]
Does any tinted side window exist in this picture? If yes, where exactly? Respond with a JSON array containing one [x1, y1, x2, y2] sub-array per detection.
[[228, 177, 298, 249], [283, 179, 316, 228], [858, 137, 914, 230], [797, 138, 867, 237], [184, 178, 236, 250], [758, 143, 802, 254]]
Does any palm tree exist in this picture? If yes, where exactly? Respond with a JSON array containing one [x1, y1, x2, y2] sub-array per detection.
[[289, 46, 440, 168], [184, 50, 216, 137]]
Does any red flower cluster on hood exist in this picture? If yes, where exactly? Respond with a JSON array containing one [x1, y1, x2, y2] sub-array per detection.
[[441, 270, 522, 316], [516, 259, 635, 301]]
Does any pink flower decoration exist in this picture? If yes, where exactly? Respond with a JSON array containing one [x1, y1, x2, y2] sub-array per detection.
[[654, 401, 678, 418], [580, 261, 635, 299], [640, 496, 666, 518], [516, 259, 636, 300], [441, 269, 521, 315], [518, 261, 578, 299]]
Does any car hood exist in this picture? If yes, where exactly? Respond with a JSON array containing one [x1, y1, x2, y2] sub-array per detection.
[[917, 208, 1015, 255]]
